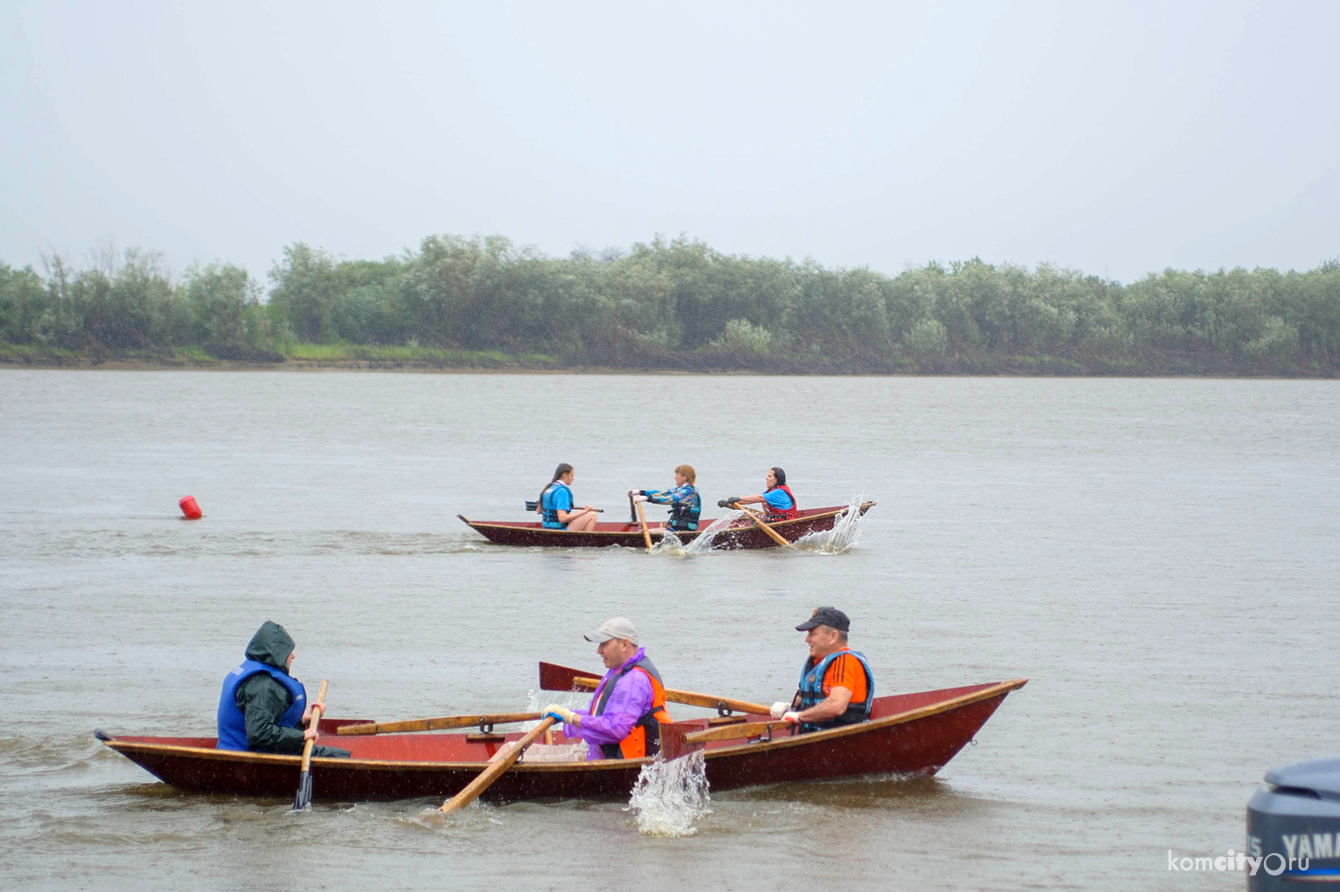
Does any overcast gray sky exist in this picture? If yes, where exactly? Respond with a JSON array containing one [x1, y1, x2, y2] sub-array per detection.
[[3, 0, 1337, 284]]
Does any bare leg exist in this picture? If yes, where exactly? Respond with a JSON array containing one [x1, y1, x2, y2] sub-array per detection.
[[569, 511, 598, 532]]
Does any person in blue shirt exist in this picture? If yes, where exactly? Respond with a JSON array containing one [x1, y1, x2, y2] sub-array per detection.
[[537, 463, 599, 531], [718, 466, 799, 521], [631, 464, 702, 531]]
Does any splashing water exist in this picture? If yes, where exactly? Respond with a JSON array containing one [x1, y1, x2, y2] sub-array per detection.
[[626, 750, 711, 837], [682, 510, 749, 554], [793, 495, 868, 554]]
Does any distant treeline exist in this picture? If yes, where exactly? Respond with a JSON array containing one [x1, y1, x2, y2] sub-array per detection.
[[2, 236, 1338, 374]]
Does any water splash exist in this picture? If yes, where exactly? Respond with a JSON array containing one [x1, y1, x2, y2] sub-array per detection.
[[626, 750, 711, 837], [682, 510, 748, 554], [793, 495, 868, 554]]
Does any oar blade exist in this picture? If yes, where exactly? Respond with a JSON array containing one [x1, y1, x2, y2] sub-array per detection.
[[539, 661, 596, 691], [292, 770, 313, 812]]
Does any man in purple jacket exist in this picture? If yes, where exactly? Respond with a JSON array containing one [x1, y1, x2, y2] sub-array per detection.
[[544, 617, 673, 760]]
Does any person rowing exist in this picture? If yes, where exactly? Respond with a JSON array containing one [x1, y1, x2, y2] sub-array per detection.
[[216, 620, 350, 758], [630, 464, 702, 532], [537, 463, 599, 532], [543, 617, 673, 759], [717, 466, 798, 521], [770, 607, 874, 733]]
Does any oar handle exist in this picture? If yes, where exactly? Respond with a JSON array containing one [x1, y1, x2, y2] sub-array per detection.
[[439, 716, 558, 814], [338, 712, 543, 736], [299, 679, 329, 773], [566, 673, 771, 716]]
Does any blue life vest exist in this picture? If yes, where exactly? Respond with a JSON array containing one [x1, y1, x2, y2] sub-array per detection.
[[796, 649, 874, 733], [669, 487, 701, 531], [541, 482, 573, 529], [216, 659, 307, 751]]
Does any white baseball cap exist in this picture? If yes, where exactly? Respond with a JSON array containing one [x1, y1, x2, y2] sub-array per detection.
[[584, 616, 639, 645]]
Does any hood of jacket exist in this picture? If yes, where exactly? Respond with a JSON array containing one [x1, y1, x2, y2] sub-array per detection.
[[244, 620, 295, 673]]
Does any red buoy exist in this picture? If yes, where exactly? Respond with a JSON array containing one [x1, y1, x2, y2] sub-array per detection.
[[179, 495, 202, 520]]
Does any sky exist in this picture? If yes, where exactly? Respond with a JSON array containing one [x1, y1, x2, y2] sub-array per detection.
[[2, 0, 1337, 285]]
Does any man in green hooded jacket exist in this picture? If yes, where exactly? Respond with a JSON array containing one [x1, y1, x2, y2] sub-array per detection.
[[216, 621, 350, 758]]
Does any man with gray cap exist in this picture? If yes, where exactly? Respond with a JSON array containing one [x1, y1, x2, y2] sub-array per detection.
[[770, 607, 874, 733], [543, 617, 673, 760]]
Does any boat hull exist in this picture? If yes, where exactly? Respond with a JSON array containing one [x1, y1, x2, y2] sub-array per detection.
[[100, 679, 1025, 801], [458, 502, 875, 550]]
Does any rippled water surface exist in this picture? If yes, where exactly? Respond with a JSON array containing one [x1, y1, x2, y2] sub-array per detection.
[[1, 369, 1337, 890]]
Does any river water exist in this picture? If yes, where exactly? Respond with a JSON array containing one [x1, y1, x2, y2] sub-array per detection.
[[1, 369, 1336, 891]]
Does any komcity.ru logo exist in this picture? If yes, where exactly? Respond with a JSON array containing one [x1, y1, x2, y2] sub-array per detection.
[[1166, 849, 1306, 876]]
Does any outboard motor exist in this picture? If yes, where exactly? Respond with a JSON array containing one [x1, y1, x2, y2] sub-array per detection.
[[1247, 756, 1340, 889]]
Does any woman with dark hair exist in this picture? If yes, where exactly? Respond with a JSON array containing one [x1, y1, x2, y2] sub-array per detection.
[[538, 463, 599, 531], [718, 466, 799, 521]]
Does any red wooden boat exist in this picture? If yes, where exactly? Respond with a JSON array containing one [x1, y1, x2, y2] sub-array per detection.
[[96, 678, 1026, 801], [458, 502, 876, 549]]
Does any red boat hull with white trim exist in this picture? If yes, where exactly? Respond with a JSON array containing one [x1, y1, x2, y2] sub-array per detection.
[[458, 502, 875, 549], [98, 678, 1026, 801]]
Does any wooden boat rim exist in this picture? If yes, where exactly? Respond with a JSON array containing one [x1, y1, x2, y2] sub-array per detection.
[[458, 501, 876, 535], [103, 738, 653, 772], [101, 675, 1023, 773], [698, 677, 1028, 757]]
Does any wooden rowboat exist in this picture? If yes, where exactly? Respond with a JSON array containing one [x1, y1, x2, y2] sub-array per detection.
[[96, 678, 1026, 801], [458, 502, 876, 550]]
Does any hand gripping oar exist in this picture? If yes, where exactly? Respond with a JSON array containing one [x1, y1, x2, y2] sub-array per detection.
[[636, 500, 654, 553], [439, 716, 559, 814], [337, 712, 542, 736], [291, 679, 328, 812], [538, 662, 770, 715], [727, 501, 796, 549]]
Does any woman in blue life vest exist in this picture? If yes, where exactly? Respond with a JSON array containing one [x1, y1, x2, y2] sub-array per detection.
[[537, 463, 599, 531], [718, 466, 799, 521], [631, 464, 702, 532], [216, 620, 350, 758]]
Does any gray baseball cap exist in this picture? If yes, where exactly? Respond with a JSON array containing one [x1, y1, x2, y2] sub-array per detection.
[[584, 616, 640, 644]]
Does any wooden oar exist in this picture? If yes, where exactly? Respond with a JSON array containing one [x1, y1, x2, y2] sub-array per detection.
[[728, 501, 796, 549], [538, 661, 770, 715], [439, 716, 558, 815], [636, 501, 653, 552], [337, 712, 542, 736], [291, 679, 327, 812]]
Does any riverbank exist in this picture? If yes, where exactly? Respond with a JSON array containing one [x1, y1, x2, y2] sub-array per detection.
[[3, 340, 1336, 377]]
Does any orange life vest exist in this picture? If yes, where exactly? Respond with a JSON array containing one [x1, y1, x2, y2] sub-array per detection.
[[592, 656, 673, 759]]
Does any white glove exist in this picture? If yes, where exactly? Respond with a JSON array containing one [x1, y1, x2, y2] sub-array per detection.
[[782, 711, 802, 724], [543, 704, 579, 725], [770, 702, 790, 719], [633, 494, 648, 503]]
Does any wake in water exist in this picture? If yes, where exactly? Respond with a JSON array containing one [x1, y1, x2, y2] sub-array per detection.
[[626, 750, 710, 837]]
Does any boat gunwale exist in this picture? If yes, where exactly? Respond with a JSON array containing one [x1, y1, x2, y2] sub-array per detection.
[[101, 676, 1024, 772], [458, 501, 876, 538], [696, 677, 1028, 757]]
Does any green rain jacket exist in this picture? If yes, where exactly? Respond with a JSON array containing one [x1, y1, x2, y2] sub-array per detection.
[[235, 621, 349, 758]]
